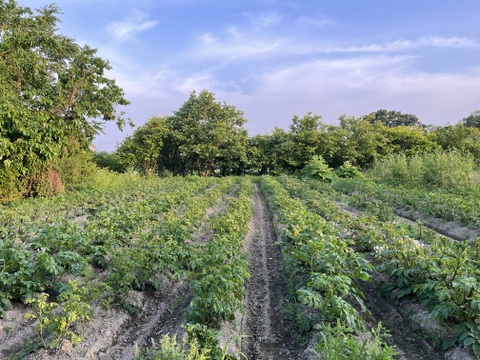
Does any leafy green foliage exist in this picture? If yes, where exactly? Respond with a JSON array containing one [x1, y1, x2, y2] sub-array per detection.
[[461, 110, 480, 129], [369, 150, 478, 191], [259, 176, 389, 352], [365, 109, 423, 128], [188, 179, 253, 328], [134, 334, 210, 360], [25, 280, 93, 349], [336, 161, 363, 179], [316, 320, 398, 360], [0, 1, 129, 200], [92, 151, 127, 173], [302, 156, 334, 181], [287, 174, 480, 355], [117, 116, 169, 175], [117, 90, 248, 177], [433, 124, 480, 165]]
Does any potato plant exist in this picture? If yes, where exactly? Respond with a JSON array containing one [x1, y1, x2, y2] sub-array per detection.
[[259, 176, 398, 358], [282, 175, 480, 356]]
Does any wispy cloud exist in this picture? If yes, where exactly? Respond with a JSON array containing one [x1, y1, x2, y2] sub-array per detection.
[[242, 56, 480, 128], [324, 36, 479, 53], [107, 10, 158, 42], [191, 27, 286, 61], [241, 11, 283, 28], [296, 15, 336, 27], [188, 22, 478, 64]]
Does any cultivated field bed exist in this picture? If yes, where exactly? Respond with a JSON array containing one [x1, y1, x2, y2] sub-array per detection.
[[1, 175, 479, 359]]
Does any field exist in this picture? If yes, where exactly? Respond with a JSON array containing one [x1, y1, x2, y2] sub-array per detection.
[[1, 174, 479, 359]]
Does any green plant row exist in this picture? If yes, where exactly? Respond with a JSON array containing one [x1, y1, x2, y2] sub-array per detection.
[[332, 178, 480, 228], [103, 176, 238, 297], [2, 176, 242, 352], [259, 176, 398, 359], [0, 177, 219, 313], [0, 175, 190, 238], [281, 175, 480, 356], [134, 178, 254, 360], [186, 178, 254, 358]]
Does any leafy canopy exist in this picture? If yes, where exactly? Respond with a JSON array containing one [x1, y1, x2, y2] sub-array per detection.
[[117, 90, 248, 176], [0, 0, 129, 197], [365, 109, 423, 128]]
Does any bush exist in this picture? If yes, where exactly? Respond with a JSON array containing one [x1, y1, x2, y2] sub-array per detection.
[[337, 161, 363, 179], [368, 150, 477, 191], [0, 165, 64, 201], [56, 151, 98, 191], [0, 164, 24, 202], [302, 156, 335, 181], [93, 151, 127, 173]]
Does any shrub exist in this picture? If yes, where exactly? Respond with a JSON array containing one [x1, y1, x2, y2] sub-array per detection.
[[368, 151, 477, 191], [56, 151, 97, 191], [302, 156, 335, 181], [93, 151, 127, 173], [337, 161, 363, 179]]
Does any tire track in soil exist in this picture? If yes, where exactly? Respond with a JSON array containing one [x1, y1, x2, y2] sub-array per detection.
[[242, 185, 302, 360]]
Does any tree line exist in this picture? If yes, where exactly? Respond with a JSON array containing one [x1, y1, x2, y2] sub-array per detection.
[[97, 90, 480, 177]]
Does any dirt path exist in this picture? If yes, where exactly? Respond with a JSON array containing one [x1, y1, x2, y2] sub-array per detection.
[[241, 185, 302, 360]]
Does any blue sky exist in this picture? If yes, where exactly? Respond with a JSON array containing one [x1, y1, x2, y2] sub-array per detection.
[[18, 0, 480, 151]]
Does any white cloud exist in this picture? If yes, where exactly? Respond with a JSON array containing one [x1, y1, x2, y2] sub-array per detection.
[[238, 57, 480, 129], [192, 27, 285, 61], [107, 10, 158, 42], [325, 36, 478, 53], [188, 24, 479, 64]]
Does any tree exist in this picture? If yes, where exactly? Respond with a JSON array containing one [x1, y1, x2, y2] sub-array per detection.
[[461, 110, 480, 129], [164, 90, 248, 176], [365, 109, 422, 127], [381, 126, 439, 157], [320, 116, 387, 169], [0, 1, 129, 199], [247, 129, 289, 175], [433, 124, 480, 164], [92, 151, 126, 173], [117, 116, 168, 175], [118, 90, 249, 176], [286, 112, 325, 171]]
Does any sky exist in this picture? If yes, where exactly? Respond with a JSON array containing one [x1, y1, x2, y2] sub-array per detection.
[[17, 0, 480, 151]]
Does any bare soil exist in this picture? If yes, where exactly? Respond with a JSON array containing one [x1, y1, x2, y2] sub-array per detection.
[[357, 274, 444, 359], [240, 184, 303, 360], [6, 281, 191, 360], [395, 208, 480, 242]]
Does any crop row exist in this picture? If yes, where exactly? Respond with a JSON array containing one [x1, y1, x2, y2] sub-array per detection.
[[259, 176, 398, 359], [1, 176, 244, 352], [279, 175, 480, 357], [0, 175, 206, 236], [174, 178, 254, 359], [331, 178, 480, 228]]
